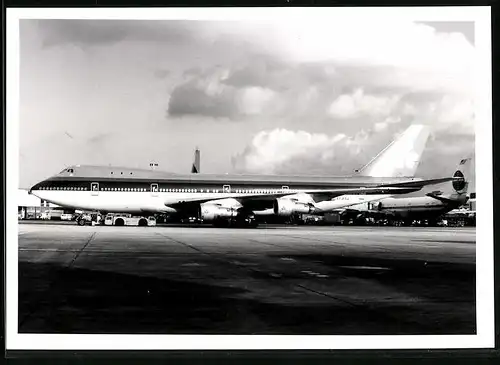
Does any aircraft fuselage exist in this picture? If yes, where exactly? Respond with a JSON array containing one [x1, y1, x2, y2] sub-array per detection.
[[29, 165, 422, 214]]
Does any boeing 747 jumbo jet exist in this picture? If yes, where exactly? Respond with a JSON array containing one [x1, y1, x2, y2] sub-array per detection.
[[28, 125, 462, 227]]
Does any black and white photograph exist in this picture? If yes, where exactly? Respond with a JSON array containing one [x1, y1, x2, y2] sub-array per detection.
[[6, 7, 494, 350]]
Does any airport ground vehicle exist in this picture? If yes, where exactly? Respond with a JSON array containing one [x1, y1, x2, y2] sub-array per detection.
[[104, 213, 156, 226], [60, 213, 74, 221], [40, 212, 51, 220], [75, 212, 101, 226]]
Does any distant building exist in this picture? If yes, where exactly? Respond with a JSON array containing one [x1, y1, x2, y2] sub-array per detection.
[[18, 189, 59, 219]]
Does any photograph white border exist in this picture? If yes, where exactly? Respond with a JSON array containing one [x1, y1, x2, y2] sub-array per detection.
[[6, 6, 494, 350]]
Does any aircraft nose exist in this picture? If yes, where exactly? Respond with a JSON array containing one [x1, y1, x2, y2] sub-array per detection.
[[29, 182, 41, 194]]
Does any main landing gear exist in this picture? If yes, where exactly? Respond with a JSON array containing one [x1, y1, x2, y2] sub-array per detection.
[[211, 215, 258, 228]]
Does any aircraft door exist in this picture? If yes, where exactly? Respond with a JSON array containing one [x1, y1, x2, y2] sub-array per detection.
[[223, 185, 231, 194], [91, 182, 99, 196], [151, 183, 159, 197]]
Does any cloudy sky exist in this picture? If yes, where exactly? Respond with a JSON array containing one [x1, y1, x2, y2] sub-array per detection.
[[19, 17, 476, 192]]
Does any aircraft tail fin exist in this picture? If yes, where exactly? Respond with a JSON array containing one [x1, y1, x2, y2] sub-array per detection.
[[358, 124, 430, 178], [425, 157, 472, 204], [191, 147, 200, 174], [450, 157, 472, 194]]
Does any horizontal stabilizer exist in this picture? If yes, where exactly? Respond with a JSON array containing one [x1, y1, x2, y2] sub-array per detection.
[[425, 192, 459, 204]]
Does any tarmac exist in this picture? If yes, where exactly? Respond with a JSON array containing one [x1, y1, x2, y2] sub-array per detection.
[[18, 223, 476, 335]]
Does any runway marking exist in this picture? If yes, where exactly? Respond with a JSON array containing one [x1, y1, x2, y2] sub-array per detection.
[[295, 284, 358, 308], [181, 262, 205, 267], [301, 270, 330, 278], [19, 248, 207, 255], [339, 266, 392, 271], [271, 233, 345, 245], [18, 232, 96, 330], [154, 232, 374, 308], [230, 260, 258, 267], [68, 232, 96, 269]]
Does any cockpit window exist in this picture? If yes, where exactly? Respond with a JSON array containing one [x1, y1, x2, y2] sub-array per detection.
[[67, 168, 74, 173]]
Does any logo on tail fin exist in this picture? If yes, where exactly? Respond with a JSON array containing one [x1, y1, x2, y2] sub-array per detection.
[[452, 170, 466, 192]]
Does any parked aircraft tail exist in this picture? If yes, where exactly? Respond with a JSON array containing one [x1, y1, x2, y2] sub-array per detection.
[[451, 157, 472, 194], [191, 147, 200, 173], [357, 124, 430, 178], [426, 157, 472, 204]]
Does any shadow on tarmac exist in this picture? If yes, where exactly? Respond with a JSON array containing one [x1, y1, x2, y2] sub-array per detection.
[[19, 252, 475, 335]]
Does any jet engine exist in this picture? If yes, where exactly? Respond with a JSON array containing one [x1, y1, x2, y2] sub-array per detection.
[[200, 204, 237, 221], [273, 198, 316, 217]]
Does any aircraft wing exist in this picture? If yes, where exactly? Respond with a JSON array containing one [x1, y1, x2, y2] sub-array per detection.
[[382, 176, 457, 188], [164, 176, 460, 211], [164, 186, 416, 210]]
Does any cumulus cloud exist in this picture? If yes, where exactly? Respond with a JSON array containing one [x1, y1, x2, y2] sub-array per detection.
[[237, 87, 275, 116], [168, 64, 279, 118], [168, 67, 239, 118], [223, 56, 287, 90], [268, 20, 473, 94], [374, 122, 389, 132], [232, 118, 474, 184], [231, 127, 399, 175], [233, 129, 347, 173], [401, 94, 474, 135], [210, 19, 475, 99], [328, 89, 401, 119]]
